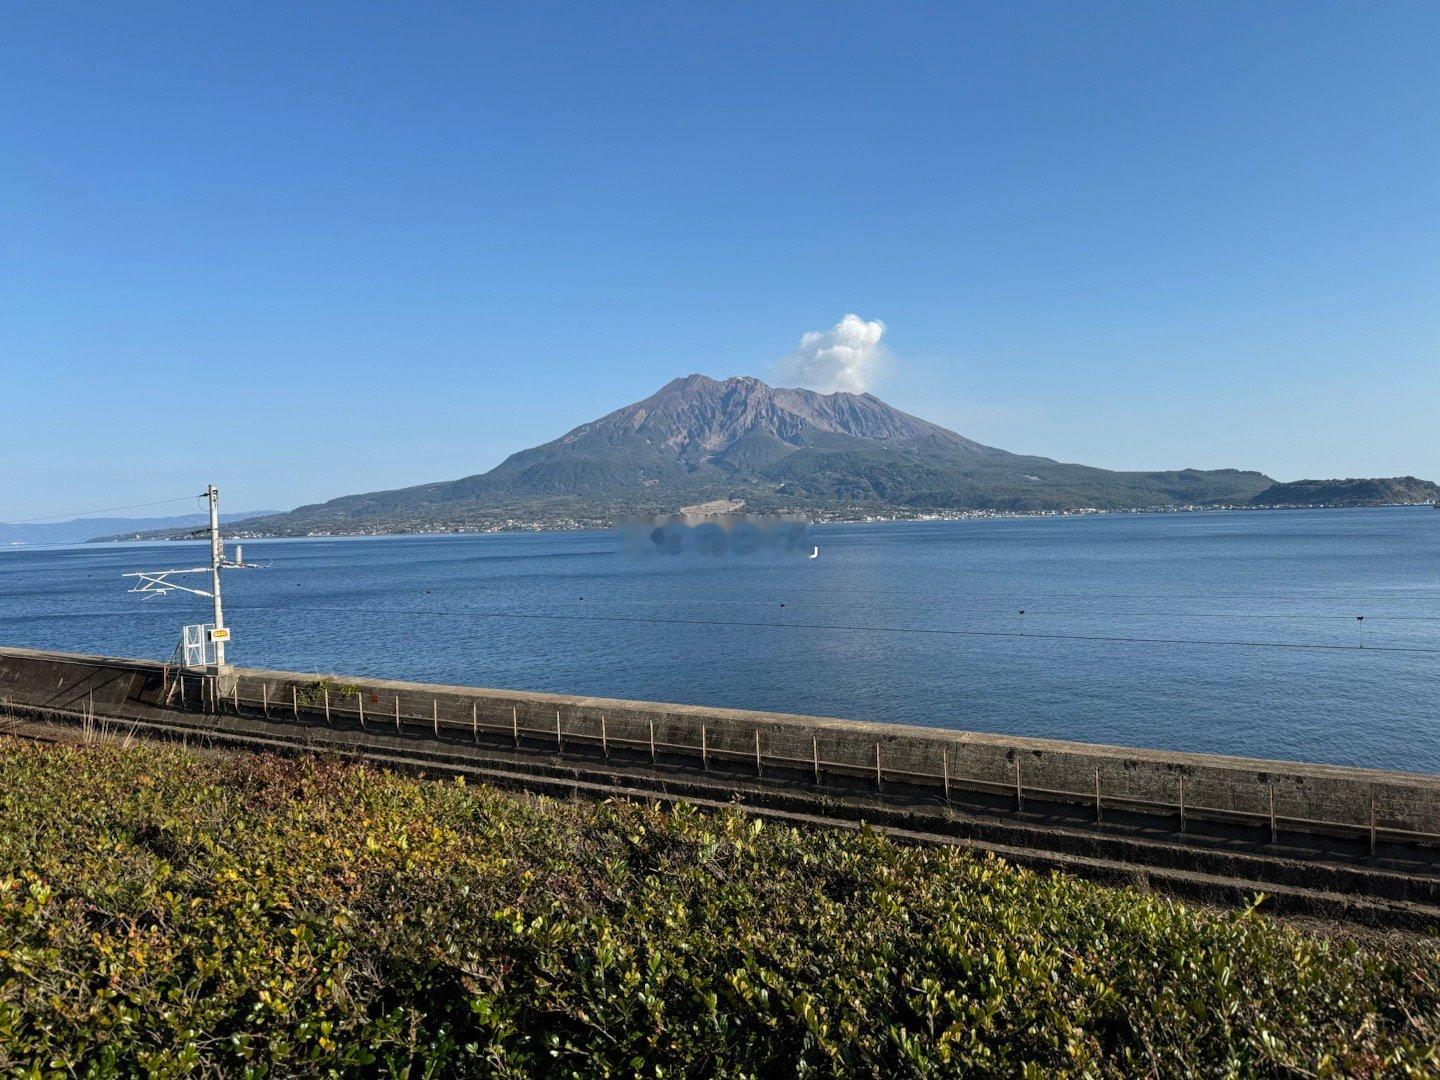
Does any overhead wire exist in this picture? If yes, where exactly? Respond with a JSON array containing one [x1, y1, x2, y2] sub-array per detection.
[[3, 512, 1435, 656], [1, 604, 1436, 639], [6, 604, 1438, 623], [0, 495, 202, 527], [5, 596, 1435, 653], [211, 601, 1440, 657]]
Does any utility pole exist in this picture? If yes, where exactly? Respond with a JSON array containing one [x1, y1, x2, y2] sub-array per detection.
[[206, 484, 226, 669], [124, 484, 256, 678]]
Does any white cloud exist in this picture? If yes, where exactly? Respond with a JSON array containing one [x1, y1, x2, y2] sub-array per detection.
[[775, 314, 894, 394]]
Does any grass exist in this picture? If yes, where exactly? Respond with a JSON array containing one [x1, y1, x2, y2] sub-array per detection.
[[0, 738, 1436, 1077]]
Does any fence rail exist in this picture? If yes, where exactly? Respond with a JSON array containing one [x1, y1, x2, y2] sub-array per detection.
[[142, 669, 1440, 853]]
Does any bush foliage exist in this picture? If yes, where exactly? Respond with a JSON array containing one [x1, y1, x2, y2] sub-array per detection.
[[0, 740, 1435, 1077]]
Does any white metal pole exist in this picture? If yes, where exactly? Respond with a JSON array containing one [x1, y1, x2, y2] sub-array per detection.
[[207, 484, 226, 668]]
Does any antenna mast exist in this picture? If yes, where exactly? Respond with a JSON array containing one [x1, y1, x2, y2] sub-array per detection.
[[123, 483, 255, 673]]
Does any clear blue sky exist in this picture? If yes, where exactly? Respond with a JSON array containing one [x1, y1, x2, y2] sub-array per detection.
[[3, 2, 1437, 520]]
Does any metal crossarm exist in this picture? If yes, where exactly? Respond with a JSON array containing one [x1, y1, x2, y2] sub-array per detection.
[[123, 567, 214, 599], [122, 484, 261, 667]]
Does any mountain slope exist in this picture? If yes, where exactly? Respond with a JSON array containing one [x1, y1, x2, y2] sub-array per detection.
[[1249, 477, 1440, 506], [207, 375, 1274, 535]]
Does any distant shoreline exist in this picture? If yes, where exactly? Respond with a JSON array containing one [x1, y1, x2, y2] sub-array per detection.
[[62, 499, 1437, 545]]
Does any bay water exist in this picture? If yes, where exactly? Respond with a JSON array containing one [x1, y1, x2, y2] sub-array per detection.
[[2, 507, 1436, 773]]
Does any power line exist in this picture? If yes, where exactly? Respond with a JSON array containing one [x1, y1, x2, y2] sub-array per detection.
[[595, 599, 1440, 621], [218, 602, 1440, 657], [5, 601, 1436, 646], [0, 495, 201, 527], [5, 603, 1439, 624], [888, 608, 1440, 622], [5, 605, 1435, 623], [637, 587, 1440, 606]]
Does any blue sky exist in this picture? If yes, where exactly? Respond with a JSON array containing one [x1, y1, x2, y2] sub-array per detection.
[[3, 2, 1437, 520]]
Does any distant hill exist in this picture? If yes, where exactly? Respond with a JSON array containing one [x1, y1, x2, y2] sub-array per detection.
[[1249, 477, 1440, 507], [174, 375, 1274, 537], [3, 512, 281, 546]]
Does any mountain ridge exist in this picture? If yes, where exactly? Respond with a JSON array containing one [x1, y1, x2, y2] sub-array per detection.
[[1249, 477, 1440, 507], [162, 375, 1281, 536]]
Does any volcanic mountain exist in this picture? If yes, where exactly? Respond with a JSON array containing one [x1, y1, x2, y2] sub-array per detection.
[[210, 375, 1276, 534]]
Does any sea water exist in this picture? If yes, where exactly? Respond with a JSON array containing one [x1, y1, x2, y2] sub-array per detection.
[[1, 507, 1436, 773]]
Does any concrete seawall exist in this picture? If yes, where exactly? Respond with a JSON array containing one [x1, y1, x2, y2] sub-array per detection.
[[3, 644, 1438, 851]]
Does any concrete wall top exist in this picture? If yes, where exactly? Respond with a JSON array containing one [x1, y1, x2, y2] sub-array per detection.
[[2, 645, 1429, 792]]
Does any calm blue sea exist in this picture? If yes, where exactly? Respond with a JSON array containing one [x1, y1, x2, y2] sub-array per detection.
[[2, 508, 1437, 773]]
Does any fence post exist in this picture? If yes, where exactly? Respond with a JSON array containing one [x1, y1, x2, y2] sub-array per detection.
[[180, 676, 187, 709], [261, 683, 267, 717], [601, 715, 608, 757], [875, 743, 883, 793], [358, 692, 365, 728], [395, 696, 401, 733], [292, 686, 298, 720], [472, 702, 478, 744], [513, 706, 519, 747], [1178, 774, 1185, 834], [1014, 756, 1023, 812], [1094, 769, 1103, 823], [649, 717, 656, 762], [324, 686, 330, 724], [942, 748, 950, 802], [754, 730, 762, 777], [433, 699, 439, 738], [812, 736, 820, 784], [1269, 782, 1277, 843], [232, 682, 238, 714], [1369, 794, 1377, 856], [555, 709, 562, 750], [701, 724, 708, 769]]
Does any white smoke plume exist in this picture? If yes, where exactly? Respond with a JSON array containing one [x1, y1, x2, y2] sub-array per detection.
[[776, 314, 893, 394]]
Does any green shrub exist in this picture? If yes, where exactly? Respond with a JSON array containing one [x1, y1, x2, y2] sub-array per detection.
[[293, 679, 360, 707], [0, 739, 1434, 1077]]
